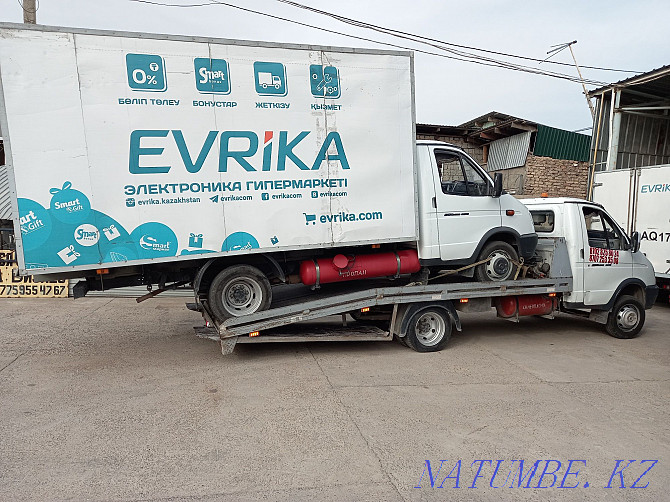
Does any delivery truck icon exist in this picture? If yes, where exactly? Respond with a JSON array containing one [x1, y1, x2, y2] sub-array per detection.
[[258, 72, 281, 89], [254, 62, 287, 96]]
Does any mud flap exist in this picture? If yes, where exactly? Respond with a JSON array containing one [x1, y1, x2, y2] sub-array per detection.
[[220, 336, 238, 355]]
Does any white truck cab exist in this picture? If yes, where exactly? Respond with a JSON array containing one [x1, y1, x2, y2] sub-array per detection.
[[416, 141, 538, 280], [523, 197, 658, 337]]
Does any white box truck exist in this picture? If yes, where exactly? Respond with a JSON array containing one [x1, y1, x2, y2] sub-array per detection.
[[0, 24, 539, 322], [593, 166, 670, 294]]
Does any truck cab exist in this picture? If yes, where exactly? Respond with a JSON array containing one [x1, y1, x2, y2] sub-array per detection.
[[415, 141, 538, 280], [523, 197, 658, 337]]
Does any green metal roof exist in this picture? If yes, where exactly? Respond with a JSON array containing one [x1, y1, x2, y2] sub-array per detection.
[[534, 124, 591, 162]]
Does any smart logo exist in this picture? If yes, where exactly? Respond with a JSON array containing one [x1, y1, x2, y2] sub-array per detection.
[[310, 65, 340, 98], [254, 62, 287, 96], [19, 210, 45, 235], [126, 53, 167, 92], [74, 224, 100, 247], [194, 58, 230, 94], [139, 235, 171, 252]]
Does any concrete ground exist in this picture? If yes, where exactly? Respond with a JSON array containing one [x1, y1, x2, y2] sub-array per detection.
[[0, 296, 668, 501]]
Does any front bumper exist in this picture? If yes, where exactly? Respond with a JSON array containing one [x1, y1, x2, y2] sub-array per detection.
[[518, 232, 539, 260], [645, 284, 659, 309]]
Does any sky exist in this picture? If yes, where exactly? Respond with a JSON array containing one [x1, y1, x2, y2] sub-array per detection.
[[1, 0, 669, 133]]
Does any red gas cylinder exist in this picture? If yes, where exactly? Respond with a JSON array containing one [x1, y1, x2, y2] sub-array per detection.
[[299, 249, 421, 286], [496, 295, 556, 318]]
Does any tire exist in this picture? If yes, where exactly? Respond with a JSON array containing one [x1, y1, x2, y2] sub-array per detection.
[[404, 307, 452, 352], [395, 334, 409, 347], [606, 295, 645, 339], [208, 265, 272, 322], [474, 241, 519, 282]]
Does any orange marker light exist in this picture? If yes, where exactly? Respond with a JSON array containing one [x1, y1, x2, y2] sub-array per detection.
[[541, 192, 549, 198], [96, 268, 109, 275], [249, 331, 260, 337], [548, 293, 557, 297], [460, 298, 469, 303], [361, 307, 371, 313]]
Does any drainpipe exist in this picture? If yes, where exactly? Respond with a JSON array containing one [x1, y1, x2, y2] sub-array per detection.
[[606, 88, 622, 171]]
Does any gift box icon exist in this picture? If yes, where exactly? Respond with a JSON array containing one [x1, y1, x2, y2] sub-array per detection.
[[57, 245, 80, 265], [102, 224, 121, 241], [189, 233, 203, 248]]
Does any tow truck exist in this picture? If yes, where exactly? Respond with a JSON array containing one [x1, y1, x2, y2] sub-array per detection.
[[192, 198, 658, 355]]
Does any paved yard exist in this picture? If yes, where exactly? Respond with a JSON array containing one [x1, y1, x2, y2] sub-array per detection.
[[0, 296, 668, 501]]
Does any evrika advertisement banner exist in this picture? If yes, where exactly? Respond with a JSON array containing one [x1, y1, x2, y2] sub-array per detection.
[[0, 27, 416, 273]]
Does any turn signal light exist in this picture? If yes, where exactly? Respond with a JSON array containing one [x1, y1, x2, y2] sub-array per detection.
[[460, 298, 469, 303], [548, 293, 557, 297], [506, 210, 515, 216], [361, 307, 371, 313], [249, 331, 260, 337]]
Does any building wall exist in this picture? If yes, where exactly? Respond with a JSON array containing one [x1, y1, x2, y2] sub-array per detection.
[[522, 154, 589, 198], [495, 166, 527, 196], [415, 133, 485, 164]]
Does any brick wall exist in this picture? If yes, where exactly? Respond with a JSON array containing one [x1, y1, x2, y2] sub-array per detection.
[[522, 154, 589, 199], [415, 133, 485, 164]]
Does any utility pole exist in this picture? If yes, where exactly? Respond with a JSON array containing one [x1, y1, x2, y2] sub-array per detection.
[[567, 42, 595, 119], [22, 0, 37, 24], [546, 41, 595, 120]]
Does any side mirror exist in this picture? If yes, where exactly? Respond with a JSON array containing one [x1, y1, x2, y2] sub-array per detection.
[[631, 231, 641, 253], [492, 172, 503, 198]]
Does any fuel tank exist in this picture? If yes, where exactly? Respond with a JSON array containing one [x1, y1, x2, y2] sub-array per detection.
[[495, 294, 557, 318], [299, 250, 421, 286]]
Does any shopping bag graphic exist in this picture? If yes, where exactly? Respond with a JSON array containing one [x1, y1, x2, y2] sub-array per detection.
[[103, 224, 121, 241], [189, 233, 203, 248], [57, 245, 80, 265]]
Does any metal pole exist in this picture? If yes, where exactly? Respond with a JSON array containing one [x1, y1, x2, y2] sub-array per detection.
[[607, 89, 622, 171], [568, 42, 595, 119], [22, 0, 37, 24], [587, 92, 605, 200]]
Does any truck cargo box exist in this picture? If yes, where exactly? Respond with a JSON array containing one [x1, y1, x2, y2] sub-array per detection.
[[0, 24, 417, 275]]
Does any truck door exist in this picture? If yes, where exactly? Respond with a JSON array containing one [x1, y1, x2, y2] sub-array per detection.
[[580, 204, 634, 306], [433, 149, 501, 261]]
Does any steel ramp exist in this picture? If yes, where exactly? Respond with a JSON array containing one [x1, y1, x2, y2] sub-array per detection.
[[219, 277, 572, 338]]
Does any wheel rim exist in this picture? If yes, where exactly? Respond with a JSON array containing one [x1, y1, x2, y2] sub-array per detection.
[[616, 304, 640, 331], [484, 250, 513, 280], [414, 312, 446, 347], [221, 278, 263, 316]]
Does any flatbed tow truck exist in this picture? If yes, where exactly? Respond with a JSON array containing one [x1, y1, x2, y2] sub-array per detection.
[[189, 199, 658, 356]]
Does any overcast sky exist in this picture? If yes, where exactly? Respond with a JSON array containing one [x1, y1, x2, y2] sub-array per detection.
[[2, 0, 669, 133]]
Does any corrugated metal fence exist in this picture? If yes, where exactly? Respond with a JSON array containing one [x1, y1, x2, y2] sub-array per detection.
[[487, 132, 531, 171], [535, 124, 590, 162]]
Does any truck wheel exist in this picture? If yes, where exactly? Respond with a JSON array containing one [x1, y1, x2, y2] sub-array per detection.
[[474, 241, 518, 282], [606, 295, 645, 339], [208, 265, 272, 321], [405, 307, 452, 352]]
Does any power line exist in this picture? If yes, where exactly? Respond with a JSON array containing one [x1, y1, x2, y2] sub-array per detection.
[[276, 0, 641, 74], [129, 0, 607, 85], [268, 1, 608, 85]]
